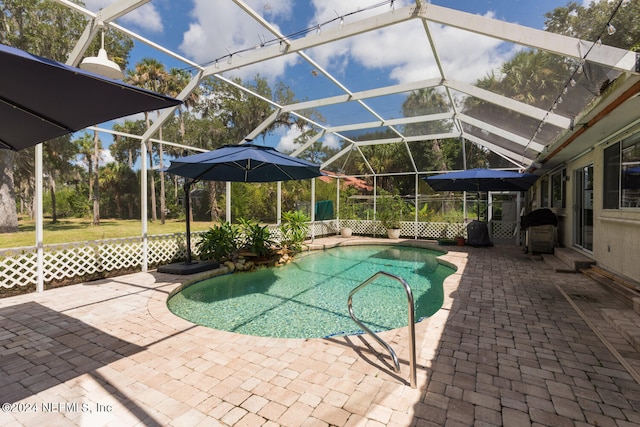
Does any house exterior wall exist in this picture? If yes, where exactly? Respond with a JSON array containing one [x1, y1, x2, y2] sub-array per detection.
[[534, 130, 640, 283]]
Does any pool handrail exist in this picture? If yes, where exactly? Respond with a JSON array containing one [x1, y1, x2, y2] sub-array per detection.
[[348, 271, 417, 389]]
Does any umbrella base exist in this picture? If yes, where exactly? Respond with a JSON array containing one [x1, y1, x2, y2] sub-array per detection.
[[157, 260, 220, 275]]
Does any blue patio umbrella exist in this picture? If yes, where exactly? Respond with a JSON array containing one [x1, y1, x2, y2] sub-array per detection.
[[164, 144, 324, 265], [0, 43, 181, 151], [165, 143, 323, 183], [423, 168, 538, 219], [424, 168, 538, 192]]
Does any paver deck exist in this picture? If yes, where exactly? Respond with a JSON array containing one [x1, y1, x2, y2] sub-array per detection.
[[1, 237, 640, 426]]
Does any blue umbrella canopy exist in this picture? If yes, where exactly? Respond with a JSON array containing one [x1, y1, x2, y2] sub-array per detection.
[[0, 43, 181, 151], [165, 143, 323, 183], [424, 168, 538, 192], [164, 143, 323, 265]]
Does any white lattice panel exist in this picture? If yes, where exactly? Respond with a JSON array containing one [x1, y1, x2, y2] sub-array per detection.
[[491, 221, 517, 239], [99, 238, 142, 270], [42, 243, 99, 282], [0, 221, 475, 291], [148, 233, 185, 265], [310, 220, 338, 237], [0, 247, 37, 288]]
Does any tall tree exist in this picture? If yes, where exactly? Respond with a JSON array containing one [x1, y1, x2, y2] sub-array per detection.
[[544, 1, 640, 51], [92, 130, 102, 225], [42, 136, 76, 223], [166, 69, 200, 203], [126, 58, 169, 222], [76, 132, 95, 202], [112, 120, 145, 168], [402, 88, 470, 172]]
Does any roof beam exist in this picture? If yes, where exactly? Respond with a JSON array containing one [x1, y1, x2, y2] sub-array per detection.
[[280, 78, 442, 113], [446, 79, 572, 129], [464, 134, 533, 167], [202, 3, 420, 77], [457, 113, 546, 152], [323, 113, 454, 134], [420, 3, 639, 74]]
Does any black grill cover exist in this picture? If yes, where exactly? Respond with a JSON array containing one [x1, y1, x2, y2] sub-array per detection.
[[466, 220, 493, 247], [520, 208, 558, 229]]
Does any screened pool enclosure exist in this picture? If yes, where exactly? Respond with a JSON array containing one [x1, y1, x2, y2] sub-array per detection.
[[9, 0, 640, 289]]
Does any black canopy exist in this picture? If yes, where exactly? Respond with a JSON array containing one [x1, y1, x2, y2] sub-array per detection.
[[0, 43, 181, 151]]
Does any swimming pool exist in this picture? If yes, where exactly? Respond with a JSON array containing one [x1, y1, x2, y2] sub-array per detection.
[[167, 244, 455, 339]]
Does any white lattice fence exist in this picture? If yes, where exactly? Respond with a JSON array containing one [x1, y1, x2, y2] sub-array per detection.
[[42, 243, 102, 283], [310, 220, 338, 237], [490, 221, 517, 239], [0, 221, 470, 291], [98, 238, 143, 271], [337, 220, 467, 239], [418, 222, 467, 239], [0, 234, 195, 290], [0, 247, 38, 288]]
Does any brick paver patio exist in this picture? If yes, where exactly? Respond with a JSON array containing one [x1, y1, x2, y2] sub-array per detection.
[[1, 237, 639, 426]]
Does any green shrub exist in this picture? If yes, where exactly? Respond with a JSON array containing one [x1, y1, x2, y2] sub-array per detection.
[[196, 222, 240, 262], [280, 210, 310, 252], [238, 218, 276, 257]]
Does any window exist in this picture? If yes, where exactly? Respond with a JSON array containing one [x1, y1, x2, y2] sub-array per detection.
[[603, 134, 640, 209], [551, 169, 566, 209], [541, 176, 549, 207], [622, 139, 640, 208], [539, 170, 565, 209]]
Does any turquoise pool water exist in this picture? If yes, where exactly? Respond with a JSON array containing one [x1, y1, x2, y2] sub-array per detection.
[[167, 245, 455, 339]]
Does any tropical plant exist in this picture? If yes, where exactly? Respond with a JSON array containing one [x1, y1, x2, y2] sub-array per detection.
[[280, 210, 310, 252], [196, 222, 240, 262], [378, 194, 405, 229], [238, 218, 276, 257], [339, 202, 359, 220]]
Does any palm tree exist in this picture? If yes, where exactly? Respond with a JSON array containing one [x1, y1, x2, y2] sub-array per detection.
[[42, 136, 76, 223], [92, 130, 102, 225], [126, 58, 169, 222], [165, 68, 201, 211], [112, 120, 145, 168], [76, 132, 95, 202]]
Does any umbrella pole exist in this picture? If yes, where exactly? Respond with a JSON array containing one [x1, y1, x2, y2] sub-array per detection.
[[184, 179, 193, 264]]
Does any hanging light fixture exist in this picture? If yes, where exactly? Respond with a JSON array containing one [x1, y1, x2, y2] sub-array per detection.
[[80, 31, 124, 80]]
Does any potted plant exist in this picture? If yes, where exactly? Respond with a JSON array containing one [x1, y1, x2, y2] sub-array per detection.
[[338, 203, 358, 237], [378, 194, 405, 239]]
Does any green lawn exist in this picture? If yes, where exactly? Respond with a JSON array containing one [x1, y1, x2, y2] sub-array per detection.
[[0, 218, 216, 249]]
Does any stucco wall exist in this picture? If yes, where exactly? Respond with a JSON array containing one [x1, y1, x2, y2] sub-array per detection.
[[535, 140, 640, 283]]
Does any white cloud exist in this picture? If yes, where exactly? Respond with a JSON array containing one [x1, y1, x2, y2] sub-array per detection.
[[82, 0, 163, 33], [180, 0, 297, 81], [276, 126, 341, 154], [100, 147, 115, 166], [275, 126, 304, 153], [306, 1, 517, 85]]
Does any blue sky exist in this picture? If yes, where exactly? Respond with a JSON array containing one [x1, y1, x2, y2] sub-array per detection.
[[80, 0, 594, 162]]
